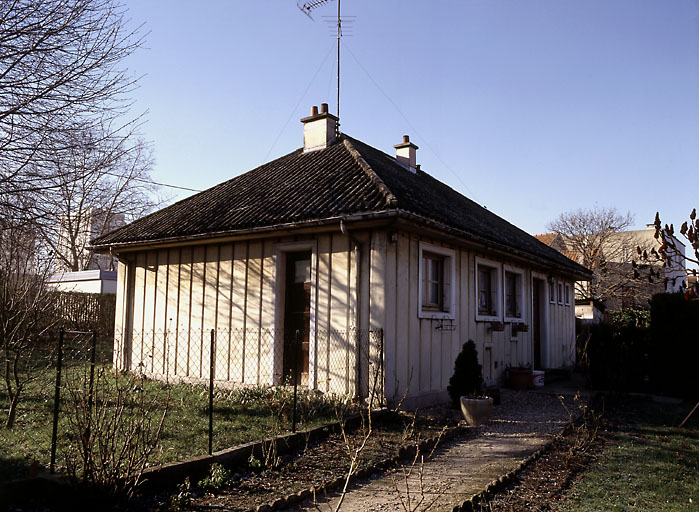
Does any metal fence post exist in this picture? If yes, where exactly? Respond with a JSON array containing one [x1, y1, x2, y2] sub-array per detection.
[[85, 330, 97, 467], [291, 329, 299, 433], [50, 328, 65, 474], [209, 328, 215, 455]]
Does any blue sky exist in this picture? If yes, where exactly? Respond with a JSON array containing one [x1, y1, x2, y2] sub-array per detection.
[[122, 0, 699, 238]]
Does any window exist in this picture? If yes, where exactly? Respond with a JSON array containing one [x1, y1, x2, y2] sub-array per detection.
[[504, 268, 524, 320], [475, 257, 501, 321], [549, 280, 555, 304], [418, 242, 455, 318], [479, 267, 496, 315], [557, 281, 564, 305], [422, 253, 444, 310], [564, 283, 571, 306]]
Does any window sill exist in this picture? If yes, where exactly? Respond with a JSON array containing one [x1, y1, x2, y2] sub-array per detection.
[[475, 314, 501, 323], [419, 310, 455, 320]]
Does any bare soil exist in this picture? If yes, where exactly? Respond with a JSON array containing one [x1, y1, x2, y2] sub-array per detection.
[[474, 403, 608, 512], [161, 411, 462, 512]]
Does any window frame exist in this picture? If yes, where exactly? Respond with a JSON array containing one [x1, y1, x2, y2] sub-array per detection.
[[503, 265, 525, 322], [418, 242, 455, 319], [557, 281, 564, 305], [549, 280, 556, 304], [475, 256, 502, 322]]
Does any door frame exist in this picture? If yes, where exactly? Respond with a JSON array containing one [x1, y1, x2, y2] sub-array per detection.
[[530, 272, 550, 369], [275, 241, 317, 387]]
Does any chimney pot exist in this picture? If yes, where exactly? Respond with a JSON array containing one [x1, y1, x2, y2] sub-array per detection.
[[403, 135, 410, 143], [311, 105, 318, 116], [321, 103, 329, 114]]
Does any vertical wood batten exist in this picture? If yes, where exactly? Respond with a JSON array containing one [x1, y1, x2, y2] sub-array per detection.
[[329, 233, 349, 394], [245, 241, 262, 385], [114, 260, 127, 369], [202, 244, 218, 378], [260, 240, 276, 384], [231, 242, 247, 382], [383, 231, 397, 400], [316, 235, 331, 391], [166, 249, 179, 376], [408, 235, 419, 396], [395, 233, 410, 394], [132, 252, 146, 370], [218, 244, 233, 381]]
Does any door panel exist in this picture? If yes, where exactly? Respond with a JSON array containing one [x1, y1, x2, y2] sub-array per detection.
[[283, 251, 311, 385]]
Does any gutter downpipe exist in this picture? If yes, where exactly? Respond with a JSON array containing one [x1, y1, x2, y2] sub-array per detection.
[[340, 218, 363, 400]]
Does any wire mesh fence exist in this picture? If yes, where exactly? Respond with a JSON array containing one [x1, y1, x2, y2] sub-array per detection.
[[2, 326, 383, 478], [113, 327, 384, 401]]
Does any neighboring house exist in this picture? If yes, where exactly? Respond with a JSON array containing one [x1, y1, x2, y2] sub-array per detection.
[[92, 104, 590, 407], [48, 207, 124, 294], [536, 226, 686, 316], [574, 299, 606, 324]]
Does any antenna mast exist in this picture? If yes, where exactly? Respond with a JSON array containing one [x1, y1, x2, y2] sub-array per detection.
[[297, 0, 353, 133], [336, 0, 340, 122]]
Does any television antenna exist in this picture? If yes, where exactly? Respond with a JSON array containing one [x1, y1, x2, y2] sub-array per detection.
[[297, 0, 354, 129]]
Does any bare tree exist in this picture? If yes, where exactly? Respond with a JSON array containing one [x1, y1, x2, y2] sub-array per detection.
[[546, 207, 655, 307], [0, 0, 150, 427], [0, 0, 146, 219], [39, 126, 158, 272], [0, 205, 55, 428]]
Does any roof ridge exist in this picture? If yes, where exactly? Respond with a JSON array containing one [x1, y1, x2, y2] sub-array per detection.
[[342, 137, 398, 208]]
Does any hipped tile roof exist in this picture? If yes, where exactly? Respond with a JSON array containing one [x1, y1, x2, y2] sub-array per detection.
[[92, 135, 590, 278]]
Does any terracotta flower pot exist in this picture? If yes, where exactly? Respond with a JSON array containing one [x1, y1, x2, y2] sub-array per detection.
[[460, 396, 494, 426], [508, 367, 532, 390]]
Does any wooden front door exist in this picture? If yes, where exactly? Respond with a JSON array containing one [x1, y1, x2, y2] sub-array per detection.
[[533, 278, 543, 369], [283, 251, 311, 385]]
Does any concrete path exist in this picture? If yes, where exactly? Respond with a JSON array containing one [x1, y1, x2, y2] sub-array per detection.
[[285, 380, 586, 512]]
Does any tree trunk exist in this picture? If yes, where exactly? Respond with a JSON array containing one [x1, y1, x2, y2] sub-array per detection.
[[5, 391, 20, 429]]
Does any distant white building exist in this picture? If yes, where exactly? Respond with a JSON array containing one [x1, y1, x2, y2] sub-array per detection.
[[47, 269, 118, 294], [537, 224, 687, 317], [49, 207, 124, 294]]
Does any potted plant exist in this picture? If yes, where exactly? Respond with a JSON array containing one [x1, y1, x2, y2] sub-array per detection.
[[448, 340, 493, 426]]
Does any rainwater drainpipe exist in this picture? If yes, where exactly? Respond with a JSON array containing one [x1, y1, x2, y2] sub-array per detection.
[[340, 218, 362, 399]]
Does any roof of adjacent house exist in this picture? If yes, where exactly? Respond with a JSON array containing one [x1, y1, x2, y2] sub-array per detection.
[[533, 233, 558, 246], [92, 134, 590, 278]]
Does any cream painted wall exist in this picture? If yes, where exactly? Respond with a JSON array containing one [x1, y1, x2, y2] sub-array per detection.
[[372, 231, 577, 407], [114, 233, 374, 394], [112, 228, 578, 404]]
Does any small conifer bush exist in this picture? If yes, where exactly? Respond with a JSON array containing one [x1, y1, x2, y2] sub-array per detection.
[[447, 340, 484, 407]]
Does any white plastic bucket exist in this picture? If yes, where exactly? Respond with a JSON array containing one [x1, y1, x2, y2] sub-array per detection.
[[531, 370, 545, 388]]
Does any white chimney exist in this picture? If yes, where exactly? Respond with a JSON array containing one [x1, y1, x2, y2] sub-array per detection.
[[301, 103, 338, 152], [394, 135, 418, 173]]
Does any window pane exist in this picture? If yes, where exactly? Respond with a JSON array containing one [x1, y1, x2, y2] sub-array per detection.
[[478, 267, 492, 314], [429, 282, 440, 304]]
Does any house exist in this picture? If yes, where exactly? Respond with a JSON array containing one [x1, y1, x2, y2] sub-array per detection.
[[92, 104, 590, 407], [536, 226, 687, 315]]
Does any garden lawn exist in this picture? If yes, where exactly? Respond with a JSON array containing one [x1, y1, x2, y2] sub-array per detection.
[[560, 395, 699, 512], [0, 360, 354, 483]]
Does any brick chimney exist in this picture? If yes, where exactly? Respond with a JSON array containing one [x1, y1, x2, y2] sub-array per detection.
[[394, 135, 418, 173], [300, 103, 338, 153]]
